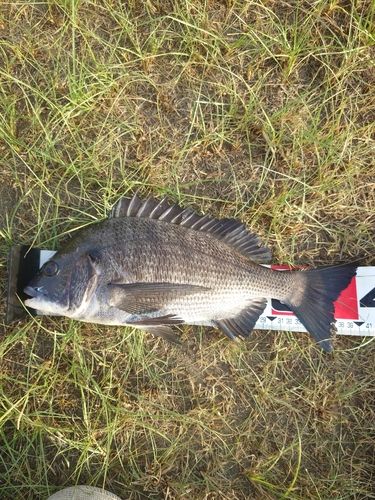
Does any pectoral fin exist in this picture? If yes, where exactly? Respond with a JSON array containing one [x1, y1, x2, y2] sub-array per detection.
[[109, 281, 209, 314]]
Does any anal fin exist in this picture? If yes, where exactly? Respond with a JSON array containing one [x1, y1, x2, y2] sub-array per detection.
[[214, 298, 267, 341]]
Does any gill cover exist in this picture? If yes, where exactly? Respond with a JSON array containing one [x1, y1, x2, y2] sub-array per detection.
[[67, 251, 99, 315]]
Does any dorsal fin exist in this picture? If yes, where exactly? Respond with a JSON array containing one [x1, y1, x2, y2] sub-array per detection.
[[110, 193, 271, 263]]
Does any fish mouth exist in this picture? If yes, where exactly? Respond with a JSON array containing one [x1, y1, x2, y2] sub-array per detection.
[[24, 285, 49, 309], [23, 285, 67, 314], [24, 285, 46, 299]]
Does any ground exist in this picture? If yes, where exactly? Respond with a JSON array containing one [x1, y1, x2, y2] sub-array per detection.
[[0, 1, 375, 499]]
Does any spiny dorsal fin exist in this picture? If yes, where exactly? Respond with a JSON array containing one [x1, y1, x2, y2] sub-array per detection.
[[110, 193, 271, 264]]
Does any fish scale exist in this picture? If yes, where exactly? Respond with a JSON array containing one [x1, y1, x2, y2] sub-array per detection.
[[24, 194, 357, 352]]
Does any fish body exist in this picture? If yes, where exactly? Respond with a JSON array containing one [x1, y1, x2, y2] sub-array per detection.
[[24, 194, 357, 351]]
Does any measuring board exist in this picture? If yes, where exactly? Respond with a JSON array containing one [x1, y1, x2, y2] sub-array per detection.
[[6, 248, 375, 336], [254, 265, 375, 337]]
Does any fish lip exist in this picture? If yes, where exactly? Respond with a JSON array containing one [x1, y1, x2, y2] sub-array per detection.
[[23, 286, 69, 314], [23, 285, 47, 299]]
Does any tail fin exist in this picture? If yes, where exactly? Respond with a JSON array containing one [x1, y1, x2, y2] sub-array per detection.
[[285, 266, 357, 352]]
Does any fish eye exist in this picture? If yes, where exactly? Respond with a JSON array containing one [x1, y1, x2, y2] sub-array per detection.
[[43, 261, 59, 276]]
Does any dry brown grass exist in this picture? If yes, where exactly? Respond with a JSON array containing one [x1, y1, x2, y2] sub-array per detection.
[[1, 1, 375, 499]]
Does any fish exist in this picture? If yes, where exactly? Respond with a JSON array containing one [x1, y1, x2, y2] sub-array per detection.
[[24, 193, 357, 352]]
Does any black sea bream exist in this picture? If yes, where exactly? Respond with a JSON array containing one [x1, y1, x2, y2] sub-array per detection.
[[24, 194, 356, 352]]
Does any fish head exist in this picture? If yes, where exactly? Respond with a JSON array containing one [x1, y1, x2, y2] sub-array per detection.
[[24, 249, 100, 317]]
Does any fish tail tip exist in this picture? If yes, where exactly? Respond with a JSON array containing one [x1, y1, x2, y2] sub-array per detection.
[[286, 265, 357, 352]]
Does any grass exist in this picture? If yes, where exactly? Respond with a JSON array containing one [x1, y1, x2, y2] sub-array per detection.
[[1, 0, 375, 498]]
